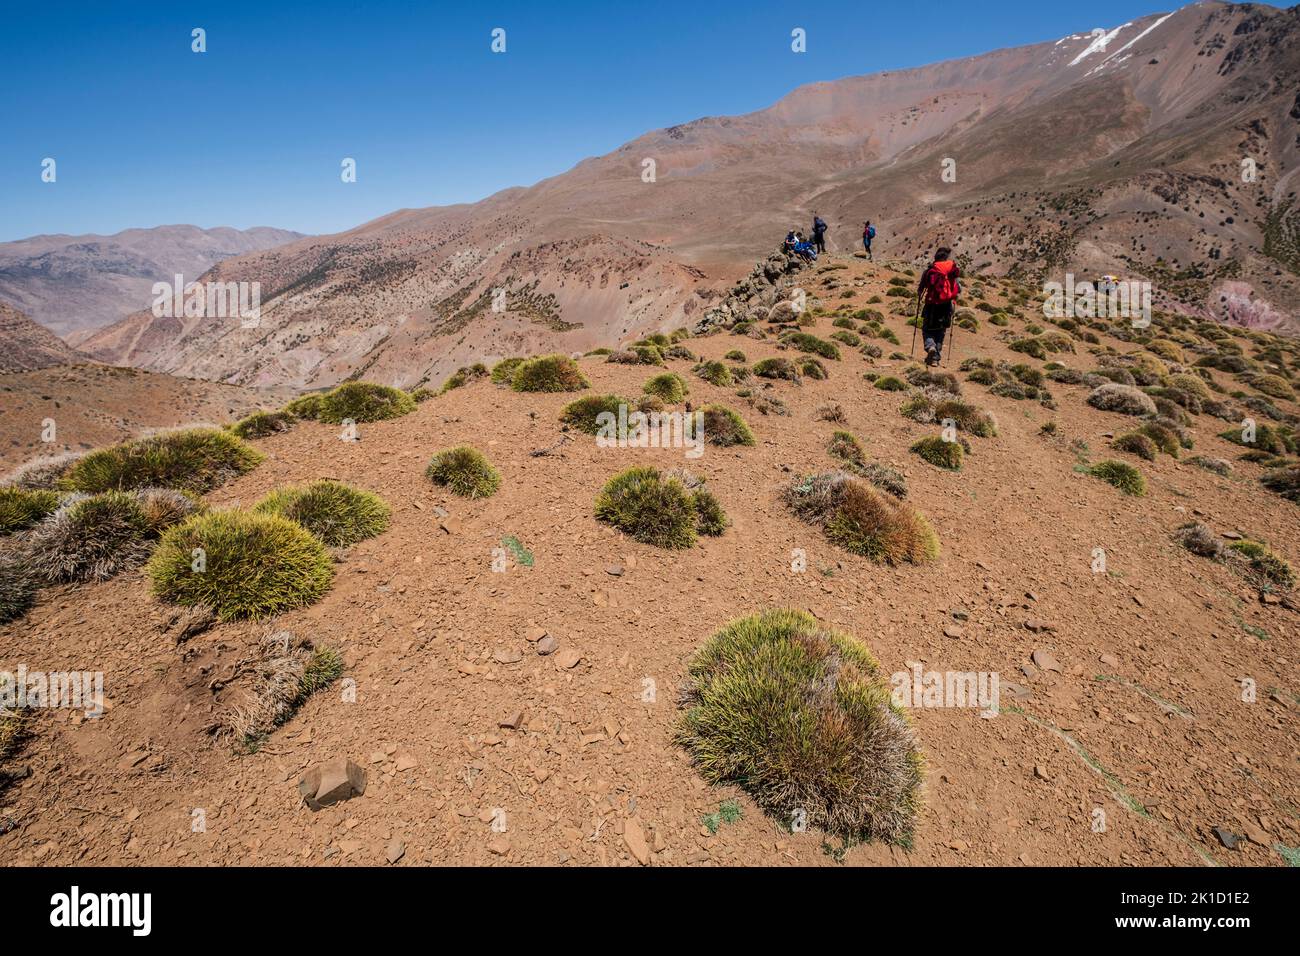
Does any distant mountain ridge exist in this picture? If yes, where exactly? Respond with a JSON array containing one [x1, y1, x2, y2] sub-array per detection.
[[0, 224, 305, 339], [80, 2, 1300, 388]]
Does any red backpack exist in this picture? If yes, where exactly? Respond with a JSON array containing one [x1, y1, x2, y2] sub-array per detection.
[[924, 260, 961, 304]]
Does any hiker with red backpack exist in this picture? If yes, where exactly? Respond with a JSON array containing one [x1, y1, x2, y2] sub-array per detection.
[[862, 221, 875, 260], [915, 247, 961, 367]]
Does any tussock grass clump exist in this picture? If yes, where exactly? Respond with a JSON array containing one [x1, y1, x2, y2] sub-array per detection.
[[316, 382, 417, 423], [675, 608, 922, 845], [425, 446, 502, 499], [799, 357, 828, 380], [815, 402, 847, 423], [692, 360, 734, 387], [1088, 460, 1146, 496], [134, 487, 203, 536], [1261, 464, 1300, 503], [63, 428, 263, 494], [407, 386, 434, 403], [254, 481, 390, 547], [830, 329, 861, 347], [1174, 522, 1225, 558], [1220, 423, 1289, 455], [440, 363, 488, 393], [26, 491, 151, 583], [490, 357, 526, 384], [784, 472, 937, 563], [228, 410, 296, 440], [282, 393, 325, 420], [1135, 421, 1180, 457], [828, 430, 866, 465], [828, 433, 907, 498], [1086, 383, 1158, 417], [560, 394, 629, 434], [1227, 540, 1296, 589], [906, 367, 961, 395], [227, 632, 344, 748], [1248, 374, 1295, 401], [147, 510, 333, 621], [1188, 455, 1232, 476], [723, 349, 747, 362], [780, 332, 841, 360], [910, 436, 962, 470], [1113, 432, 1157, 461], [752, 357, 797, 381], [934, 399, 996, 437], [2, 453, 82, 491], [665, 344, 696, 360], [874, 376, 907, 392], [700, 405, 756, 447], [594, 467, 724, 549], [511, 354, 590, 392], [0, 487, 62, 535], [643, 372, 688, 404], [0, 550, 37, 623]]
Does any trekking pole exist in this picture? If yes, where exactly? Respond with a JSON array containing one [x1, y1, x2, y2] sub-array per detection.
[[946, 316, 956, 367], [910, 294, 921, 359]]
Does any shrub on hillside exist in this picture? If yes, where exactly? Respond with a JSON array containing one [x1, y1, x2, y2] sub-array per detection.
[[511, 354, 590, 392], [254, 481, 391, 547], [63, 428, 263, 494], [425, 446, 502, 499], [0, 487, 62, 536], [723, 349, 747, 362], [674, 609, 922, 844], [147, 510, 333, 621], [780, 332, 841, 360], [25, 491, 151, 583], [643, 372, 688, 403], [1086, 383, 1157, 417], [282, 393, 325, 420], [784, 471, 937, 563], [874, 376, 906, 392], [752, 357, 797, 381], [0, 550, 37, 624], [228, 410, 297, 440], [1088, 460, 1146, 496], [490, 357, 526, 384], [560, 394, 629, 434], [910, 436, 963, 470], [692, 360, 734, 387], [1261, 464, 1300, 503], [1112, 432, 1157, 461], [440, 363, 488, 393], [594, 467, 724, 549], [1226, 540, 1295, 589], [316, 382, 417, 423], [2, 453, 83, 491], [700, 405, 756, 447]]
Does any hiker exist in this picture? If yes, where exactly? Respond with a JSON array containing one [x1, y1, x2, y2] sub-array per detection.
[[783, 229, 799, 254], [812, 214, 828, 255], [862, 220, 875, 260], [916, 246, 961, 366]]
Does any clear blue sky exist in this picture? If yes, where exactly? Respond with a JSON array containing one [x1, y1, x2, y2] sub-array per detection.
[[0, 0, 1190, 241]]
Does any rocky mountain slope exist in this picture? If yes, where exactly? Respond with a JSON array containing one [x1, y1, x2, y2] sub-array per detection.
[[0, 302, 85, 373], [0, 225, 304, 339], [3, 251, 1297, 867], [81, 2, 1300, 391]]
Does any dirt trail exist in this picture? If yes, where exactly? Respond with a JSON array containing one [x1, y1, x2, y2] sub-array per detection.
[[2, 256, 1296, 866]]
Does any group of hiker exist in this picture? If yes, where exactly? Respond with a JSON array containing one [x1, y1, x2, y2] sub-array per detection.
[[780, 214, 960, 367]]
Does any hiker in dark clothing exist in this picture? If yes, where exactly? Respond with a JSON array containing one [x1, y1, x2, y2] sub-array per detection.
[[916, 247, 961, 367], [862, 221, 875, 260], [812, 214, 828, 255]]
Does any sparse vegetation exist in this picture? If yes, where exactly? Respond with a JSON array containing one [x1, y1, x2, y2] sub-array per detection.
[[25, 491, 151, 583], [643, 372, 688, 403], [693, 360, 734, 387], [0, 487, 61, 535], [316, 382, 418, 423], [753, 357, 797, 381], [254, 481, 391, 547], [700, 405, 756, 446], [594, 467, 724, 549], [425, 446, 502, 499], [1086, 383, 1157, 417], [1088, 460, 1146, 496], [228, 409, 297, 440], [675, 609, 922, 844], [62, 428, 263, 494], [147, 510, 334, 621], [784, 472, 937, 563], [511, 354, 590, 392], [911, 436, 963, 470]]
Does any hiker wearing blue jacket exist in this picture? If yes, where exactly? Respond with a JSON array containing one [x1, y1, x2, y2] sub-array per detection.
[[812, 214, 828, 255], [862, 221, 875, 260]]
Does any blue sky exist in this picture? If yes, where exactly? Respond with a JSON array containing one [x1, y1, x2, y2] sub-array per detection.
[[0, 0, 1194, 241]]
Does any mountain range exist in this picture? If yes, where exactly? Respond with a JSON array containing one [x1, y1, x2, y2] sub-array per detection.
[[21, 2, 1300, 389]]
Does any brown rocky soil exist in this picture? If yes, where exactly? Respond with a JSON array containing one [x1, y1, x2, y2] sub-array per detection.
[[1, 255, 1295, 866]]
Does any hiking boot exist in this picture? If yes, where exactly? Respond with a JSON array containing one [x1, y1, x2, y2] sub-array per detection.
[[925, 350, 939, 367]]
